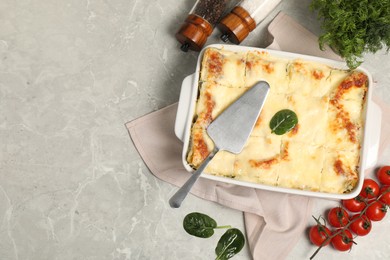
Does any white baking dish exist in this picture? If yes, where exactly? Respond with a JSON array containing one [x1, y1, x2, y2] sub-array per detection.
[[175, 44, 381, 200]]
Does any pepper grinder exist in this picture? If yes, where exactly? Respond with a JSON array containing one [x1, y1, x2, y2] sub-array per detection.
[[176, 0, 229, 52], [218, 0, 282, 44]]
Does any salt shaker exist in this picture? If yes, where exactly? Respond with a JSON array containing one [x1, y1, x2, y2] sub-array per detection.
[[176, 0, 229, 52], [218, 0, 282, 44]]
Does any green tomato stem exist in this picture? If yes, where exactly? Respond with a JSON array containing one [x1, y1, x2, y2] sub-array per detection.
[[310, 189, 390, 259], [309, 244, 323, 260]]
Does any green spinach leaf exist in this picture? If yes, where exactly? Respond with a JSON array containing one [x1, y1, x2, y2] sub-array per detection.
[[269, 109, 298, 135], [215, 228, 245, 260], [183, 212, 231, 238]]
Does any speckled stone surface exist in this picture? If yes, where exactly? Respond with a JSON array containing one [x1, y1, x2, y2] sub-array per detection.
[[0, 0, 389, 259]]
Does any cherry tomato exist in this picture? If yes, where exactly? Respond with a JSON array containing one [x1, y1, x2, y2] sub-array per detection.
[[328, 207, 349, 227], [342, 196, 366, 212], [331, 229, 354, 251], [365, 201, 387, 221], [349, 214, 372, 236], [309, 225, 331, 247], [379, 186, 390, 205], [377, 166, 390, 185], [359, 179, 380, 199]]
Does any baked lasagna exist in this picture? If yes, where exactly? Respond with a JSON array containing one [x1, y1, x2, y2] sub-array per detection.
[[186, 47, 368, 194]]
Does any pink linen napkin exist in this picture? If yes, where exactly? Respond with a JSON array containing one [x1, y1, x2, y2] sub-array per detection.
[[126, 12, 390, 260]]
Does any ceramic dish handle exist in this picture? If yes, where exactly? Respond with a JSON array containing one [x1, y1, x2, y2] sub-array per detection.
[[363, 101, 382, 169], [175, 73, 196, 142]]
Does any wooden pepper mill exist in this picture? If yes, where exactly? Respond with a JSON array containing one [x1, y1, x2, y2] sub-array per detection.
[[175, 0, 228, 52], [175, 15, 213, 52]]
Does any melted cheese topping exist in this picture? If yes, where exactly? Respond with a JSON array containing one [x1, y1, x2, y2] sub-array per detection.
[[245, 51, 290, 93], [287, 60, 333, 97], [187, 128, 213, 168], [200, 48, 246, 87], [234, 136, 282, 185], [283, 94, 329, 145], [277, 141, 325, 191], [193, 82, 249, 129], [251, 92, 289, 137], [326, 72, 367, 151], [205, 151, 236, 177], [187, 48, 368, 194], [321, 149, 360, 193]]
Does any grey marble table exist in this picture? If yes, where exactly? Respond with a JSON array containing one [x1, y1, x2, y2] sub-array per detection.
[[1, 0, 389, 259]]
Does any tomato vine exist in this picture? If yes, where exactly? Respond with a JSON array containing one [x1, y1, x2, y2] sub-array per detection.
[[309, 166, 390, 259]]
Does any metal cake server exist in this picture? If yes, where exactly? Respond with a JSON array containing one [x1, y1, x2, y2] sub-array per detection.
[[169, 81, 270, 208]]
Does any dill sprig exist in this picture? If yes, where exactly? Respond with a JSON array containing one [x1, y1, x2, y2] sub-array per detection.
[[311, 0, 390, 69]]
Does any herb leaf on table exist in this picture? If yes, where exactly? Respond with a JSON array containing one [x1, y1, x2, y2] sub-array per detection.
[[215, 228, 245, 260], [183, 212, 231, 238]]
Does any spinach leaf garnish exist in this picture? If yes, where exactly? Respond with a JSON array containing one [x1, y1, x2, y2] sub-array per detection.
[[215, 228, 245, 260], [269, 109, 298, 135], [183, 212, 231, 238], [182, 212, 245, 259]]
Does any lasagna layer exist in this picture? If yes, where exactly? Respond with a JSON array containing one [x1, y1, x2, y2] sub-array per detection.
[[186, 47, 368, 194], [200, 48, 246, 87]]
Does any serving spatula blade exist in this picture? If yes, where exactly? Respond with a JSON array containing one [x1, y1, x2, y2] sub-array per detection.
[[169, 81, 270, 208], [207, 81, 270, 153]]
